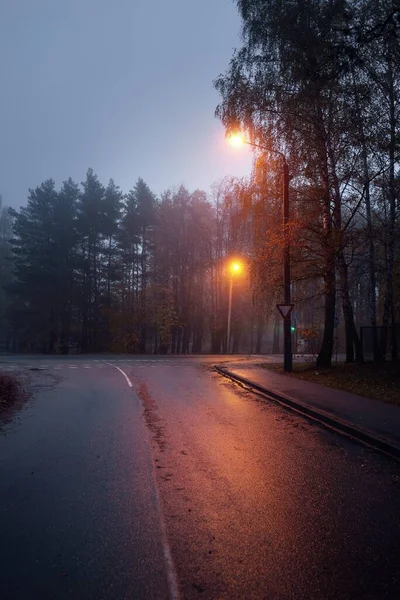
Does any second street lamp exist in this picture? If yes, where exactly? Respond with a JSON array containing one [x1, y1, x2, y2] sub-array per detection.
[[227, 261, 242, 354], [228, 133, 293, 372]]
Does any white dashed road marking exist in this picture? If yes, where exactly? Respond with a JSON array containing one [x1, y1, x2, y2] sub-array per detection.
[[1, 360, 184, 372]]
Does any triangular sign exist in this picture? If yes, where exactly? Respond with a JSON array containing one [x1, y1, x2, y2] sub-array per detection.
[[276, 303, 294, 319]]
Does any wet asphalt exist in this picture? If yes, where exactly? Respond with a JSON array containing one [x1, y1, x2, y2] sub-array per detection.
[[1, 355, 400, 600]]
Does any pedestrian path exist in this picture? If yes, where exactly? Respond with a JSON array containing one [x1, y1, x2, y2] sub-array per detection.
[[221, 362, 400, 451]]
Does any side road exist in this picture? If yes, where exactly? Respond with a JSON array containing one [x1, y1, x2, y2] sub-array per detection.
[[216, 361, 400, 460]]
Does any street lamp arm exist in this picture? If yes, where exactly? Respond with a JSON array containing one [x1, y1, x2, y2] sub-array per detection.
[[243, 140, 287, 164]]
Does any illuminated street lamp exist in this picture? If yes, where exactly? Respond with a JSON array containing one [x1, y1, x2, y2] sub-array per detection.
[[228, 133, 246, 148], [227, 260, 242, 354], [228, 133, 292, 372]]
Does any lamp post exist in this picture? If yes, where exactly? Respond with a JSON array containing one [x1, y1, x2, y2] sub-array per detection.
[[228, 134, 292, 371], [282, 157, 292, 372], [226, 261, 242, 354]]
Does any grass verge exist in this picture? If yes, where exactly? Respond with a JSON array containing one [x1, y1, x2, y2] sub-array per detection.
[[260, 361, 400, 407], [0, 372, 27, 425]]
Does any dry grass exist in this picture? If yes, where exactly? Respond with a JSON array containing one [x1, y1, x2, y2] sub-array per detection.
[[0, 372, 26, 423], [260, 361, 400, 406], [0, 373, 21, 403]]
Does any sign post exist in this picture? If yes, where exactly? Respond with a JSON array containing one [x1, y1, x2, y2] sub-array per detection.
[[282, 159, 292, 372], [276, 304, 294, 319]]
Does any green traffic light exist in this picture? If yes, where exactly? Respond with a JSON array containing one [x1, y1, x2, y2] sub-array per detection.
[[290, 325, 296, 332]]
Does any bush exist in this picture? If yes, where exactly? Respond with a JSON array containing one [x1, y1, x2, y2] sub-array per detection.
[[0, 373, 22, 405], [297, 327, 321, 358]]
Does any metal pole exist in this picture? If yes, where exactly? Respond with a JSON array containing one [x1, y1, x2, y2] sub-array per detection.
[[250, 306, 254, 354], [227, 277, 233, 354], [241, 138, 292, 369], [283, 159, 293, 372]]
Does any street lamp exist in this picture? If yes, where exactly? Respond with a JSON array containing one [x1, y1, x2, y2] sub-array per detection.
[[227, 260, 242, 354], [228, 133, 293, 372]]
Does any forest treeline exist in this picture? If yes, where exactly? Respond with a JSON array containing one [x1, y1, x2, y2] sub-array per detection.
[[0, 0, 399, 365], [0, 176, 242, 355]]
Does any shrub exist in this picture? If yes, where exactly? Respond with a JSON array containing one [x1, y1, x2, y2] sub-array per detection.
[[0, 373, 22, 405]]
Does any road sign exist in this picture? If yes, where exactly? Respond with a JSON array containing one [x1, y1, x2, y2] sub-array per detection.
[[276, 304, 294, 319]]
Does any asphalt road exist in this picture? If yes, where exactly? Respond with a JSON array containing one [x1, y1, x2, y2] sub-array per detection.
[[1, 355, 400, 600]]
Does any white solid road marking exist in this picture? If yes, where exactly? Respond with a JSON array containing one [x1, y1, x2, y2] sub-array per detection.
[[69, 366, 78, 369], [152, 477, 182, 600], [112, 365, 133, 388], [114, 370, 181, 600]]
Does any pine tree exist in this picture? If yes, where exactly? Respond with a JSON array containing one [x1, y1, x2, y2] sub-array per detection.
[[0, 197, 14, 350], [76, 168, 106, 351], [9, 180, 60, 351]]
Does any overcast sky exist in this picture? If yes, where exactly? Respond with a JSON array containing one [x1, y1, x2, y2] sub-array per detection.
[[0, 0, 253, 208]]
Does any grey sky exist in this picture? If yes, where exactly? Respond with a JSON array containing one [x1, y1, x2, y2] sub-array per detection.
[[0, 0, 252, 208]]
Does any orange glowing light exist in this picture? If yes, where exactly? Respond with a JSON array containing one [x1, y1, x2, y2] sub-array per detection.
[[227, 132, 246, 148], [230, 261, 242, 275]]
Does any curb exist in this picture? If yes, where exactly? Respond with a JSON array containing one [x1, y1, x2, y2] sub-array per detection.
[[214, 365, 400, 463]]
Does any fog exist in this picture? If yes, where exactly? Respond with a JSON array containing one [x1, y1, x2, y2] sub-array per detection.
[[0, 0, 252, 209]]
